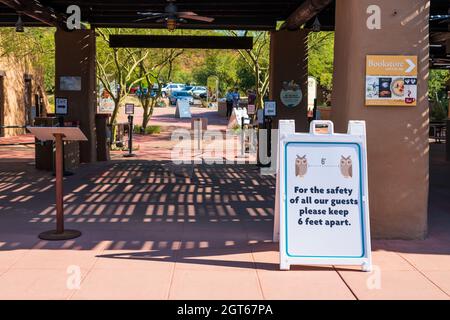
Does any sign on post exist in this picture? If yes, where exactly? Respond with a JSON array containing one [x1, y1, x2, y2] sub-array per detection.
[[247, 104, 256, 115], [125, 103, 135, 115], [264, 101, 277, 117], [365, 55, 418, 106], [55, 97, 68, 115], [307, 76, 317, 111], [278, 120, 372, 271]]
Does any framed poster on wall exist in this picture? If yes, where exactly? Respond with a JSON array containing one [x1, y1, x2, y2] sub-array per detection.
[[365, 55, 418, 106], [60, 76, 81, 91]]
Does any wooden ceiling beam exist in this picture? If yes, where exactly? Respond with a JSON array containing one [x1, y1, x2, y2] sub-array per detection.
[[109, 35, 254, 49], [0, 0, 66, 27], [283, 0, 333, 31]]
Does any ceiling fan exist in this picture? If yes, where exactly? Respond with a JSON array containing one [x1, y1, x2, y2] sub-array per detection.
[[135, 0, 215, 31], [430, 15, 450, 24]]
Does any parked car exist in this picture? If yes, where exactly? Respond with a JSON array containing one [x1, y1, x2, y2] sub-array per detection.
[[169, 91, 194, 105], [188, 86, 207, 98], [161, 83, 185, 97]]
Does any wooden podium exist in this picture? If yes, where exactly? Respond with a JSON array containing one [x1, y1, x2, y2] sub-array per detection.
[[27, 127, 87, 240]]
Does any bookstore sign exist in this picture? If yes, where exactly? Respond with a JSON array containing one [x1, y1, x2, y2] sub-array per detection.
[[365, 55, 418, 106]]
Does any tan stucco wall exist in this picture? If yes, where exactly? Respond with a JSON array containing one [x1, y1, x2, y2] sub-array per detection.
[[331, 0, 430, 239], [0, 56, 48, 137]]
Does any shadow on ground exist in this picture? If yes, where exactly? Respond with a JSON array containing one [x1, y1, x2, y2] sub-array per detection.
[[0, 143, 449, 271]]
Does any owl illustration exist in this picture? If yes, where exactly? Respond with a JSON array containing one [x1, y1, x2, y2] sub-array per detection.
[[295, 155, 308, 178], [340, 156, 353, 178]]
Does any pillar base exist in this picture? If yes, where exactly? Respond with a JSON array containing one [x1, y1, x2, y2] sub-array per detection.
[[38, 229, 82, 241], [52, 171, 74, 177]]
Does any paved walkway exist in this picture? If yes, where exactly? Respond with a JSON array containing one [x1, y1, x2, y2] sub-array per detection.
[[0, 107, 449, 299]]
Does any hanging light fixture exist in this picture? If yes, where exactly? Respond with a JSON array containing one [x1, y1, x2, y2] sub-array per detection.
[[166, 17, 177, 32], [312, 16, 321, 32], [15, 14, 24, 32]]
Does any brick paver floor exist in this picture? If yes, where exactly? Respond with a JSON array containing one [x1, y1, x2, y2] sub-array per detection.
[[0, 106, 449, 299]]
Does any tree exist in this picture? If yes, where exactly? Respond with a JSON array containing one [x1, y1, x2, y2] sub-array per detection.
[[136, 48, 184, 130], [308, 31, 334, 91], [96, 28, 154, 135], [429, 69, 450, 101], [227, 31, 270, 108], [192, 51, 238, 95]]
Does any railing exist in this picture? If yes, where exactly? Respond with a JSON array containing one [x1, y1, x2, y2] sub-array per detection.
[[430, 121, 447, 143]]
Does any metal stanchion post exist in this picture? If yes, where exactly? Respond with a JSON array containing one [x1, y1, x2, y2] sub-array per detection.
[[267, 117, 272, 159], [196, 119, 201, 151], [240, 116, 245, 157], [446, 119, 450, 162], [124, 115, 136, 158]]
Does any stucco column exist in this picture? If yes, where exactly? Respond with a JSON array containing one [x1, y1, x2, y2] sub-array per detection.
[[269, 29, 309, 132], [331, 0, 430, 239], [447, 85, 450, 162], [55, 29, 97, 163]]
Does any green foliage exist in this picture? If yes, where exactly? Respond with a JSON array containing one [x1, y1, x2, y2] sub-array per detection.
[[192, 51, 238, 95], [47, 94, 55, 113], [236, 57, 256, 91], [0, 27, 55, 93], [133, 124, 161, 135], [429, 70, 450, 101], [228, 31, 270, 107], [308, 32, 334, 90], [430, 95, 449, 122], [145, 125, 162, 135]]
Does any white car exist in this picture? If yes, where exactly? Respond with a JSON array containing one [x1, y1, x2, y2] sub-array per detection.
[[169, 91, 194, 105], [161, 83, 185, 97], [188, 86, 207, 98]]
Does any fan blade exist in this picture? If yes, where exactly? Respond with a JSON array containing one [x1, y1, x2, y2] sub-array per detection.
[[137, 12, 164, 16], [134, 14, 168, 22], [178, 13, 215, 23], [178, 12, 197, 16]]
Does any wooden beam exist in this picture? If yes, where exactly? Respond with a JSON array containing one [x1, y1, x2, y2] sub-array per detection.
[[0, 0, 66, 27], [284, 0, 333, 31], [110, 35, 254, 50]]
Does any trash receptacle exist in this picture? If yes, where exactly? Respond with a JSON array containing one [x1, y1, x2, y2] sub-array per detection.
[[34, 117, 80, 171], [34, 117, 58, 171], [95, 114, 111, 161]]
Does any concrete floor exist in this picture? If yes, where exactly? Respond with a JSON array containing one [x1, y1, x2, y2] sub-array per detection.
[[0, 106, 449, 300]]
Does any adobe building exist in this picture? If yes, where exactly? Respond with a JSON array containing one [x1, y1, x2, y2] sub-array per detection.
[[0, 55, 48, 137], [0, 0, 449, 239]]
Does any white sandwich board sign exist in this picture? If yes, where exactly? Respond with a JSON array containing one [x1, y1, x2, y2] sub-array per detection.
[[277, 120, 372, 271], [175, 100, 192, 119]]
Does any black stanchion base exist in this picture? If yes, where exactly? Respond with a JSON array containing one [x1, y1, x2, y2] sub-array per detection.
[[256, 162, 272, 167], [38, 229, 82, 241], [123, 153, 136, 158], [52, 171, 74, 177]]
